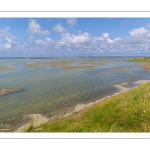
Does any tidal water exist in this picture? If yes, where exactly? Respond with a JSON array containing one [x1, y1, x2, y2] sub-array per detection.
[[0, 57, 149, 131]]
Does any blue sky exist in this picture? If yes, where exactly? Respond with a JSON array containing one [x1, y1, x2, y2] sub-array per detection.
[[1, 18, 150, 57]]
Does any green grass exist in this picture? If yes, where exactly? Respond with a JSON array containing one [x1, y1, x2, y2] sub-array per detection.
[[27, 82, 150, 132], [127, 57, 150, 62], [126, 57, 150, 70], [26, 124, 34, 132]]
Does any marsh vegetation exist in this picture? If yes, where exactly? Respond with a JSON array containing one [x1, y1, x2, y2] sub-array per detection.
[[0, 66, 13, 70]]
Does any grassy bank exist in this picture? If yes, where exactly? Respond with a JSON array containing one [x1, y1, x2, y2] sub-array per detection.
[[127, 57, 150, 70], [127, 57, 150, 62], [27, 82, 150, 132]]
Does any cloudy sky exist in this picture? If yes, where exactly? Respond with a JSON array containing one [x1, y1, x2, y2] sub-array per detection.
[[1, 18, 150, 57]]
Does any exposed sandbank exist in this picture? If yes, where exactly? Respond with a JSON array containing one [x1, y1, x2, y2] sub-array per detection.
[[0, 88, 22, 96]]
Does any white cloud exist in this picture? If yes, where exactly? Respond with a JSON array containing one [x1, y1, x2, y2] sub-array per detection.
[[4, 27, 10, 31], [102, 33, 114, 44], [114, 38, 122, 42], [97, 27, 150, 55], [4, 44, 11, 49], [147, 23, 150, 29], [0, 27, 17, 40], [27, 19, 49, 35], [67, 18, 77, 26], [45, 37, 51, 42], [93, 37, 104, 41], [35, 38, 53, 45], [5, 37, 12, 43], [36, 39, 46, 44], [102, 33, 109, 38], [2, 22, 150, 56], [52, 23, 66, 33], [57, 32, 91, 47], [53, 31, 98, 55], [0, 27, 19, 51], [129, 27, 148, 37]]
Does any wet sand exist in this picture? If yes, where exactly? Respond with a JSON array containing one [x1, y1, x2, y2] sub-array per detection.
[[15, 79, 150, 132]]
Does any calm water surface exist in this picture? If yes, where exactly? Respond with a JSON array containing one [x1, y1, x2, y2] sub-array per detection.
[[0, 57, 149, 131]]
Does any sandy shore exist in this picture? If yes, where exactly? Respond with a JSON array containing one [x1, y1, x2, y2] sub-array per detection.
[[15, 79, 150, 132], [15, 114, 49, 132], [73, 80, 150, 112]]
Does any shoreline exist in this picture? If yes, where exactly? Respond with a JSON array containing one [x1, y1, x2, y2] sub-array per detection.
[[15, 79, 150, 132]]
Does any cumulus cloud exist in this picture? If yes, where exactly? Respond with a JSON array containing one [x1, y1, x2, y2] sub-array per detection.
[[93, 36, 104, 41], [0, 27, 17, 40], [114, 38, 123, 42], [2, 22, 150, 56], [147, 23, 150, 29], [67, 18, 77, 26], [96, 27, 150, 55], [56, 32, 92, 47], [0, 27, 19, 51], [4, 27, 10, 31], [26, 27, 150, 56], [35, 38, 52, 45], [102, 33, 114, 44], [27, 19, 49, 35], [3, 38, 12, 49], [52, 23, 66, 33], [26, 37, 54, 54], [53, 32, 98, 55], [45, 37, 51, 42], [4, 44, 11, 49], [129, 27, 148, 37]]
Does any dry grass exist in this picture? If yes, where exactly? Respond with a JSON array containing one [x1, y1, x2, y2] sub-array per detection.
[[98, 68, 128, 76], [24, 61, 73, 68], [79, 62, 87, 64], [44, 61, 72, 66], [24, 63, 44, 68], [115, 68, 128, 71], [144, 67, 150, 70], [0, 66, 13, 70], [140, 63, 150, 70], [61, 65, 95, 69], [23, 60, 118, 70], [88, 60, 95, 64]]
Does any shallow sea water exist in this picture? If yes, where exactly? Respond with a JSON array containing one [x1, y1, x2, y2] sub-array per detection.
[[0, 57, 149, 131]]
